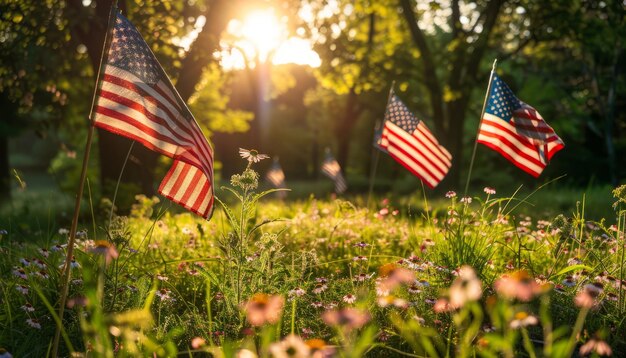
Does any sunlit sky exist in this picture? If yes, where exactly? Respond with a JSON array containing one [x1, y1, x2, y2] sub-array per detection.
[[174, 8, 321, 70], [219, 9, 321, 70]]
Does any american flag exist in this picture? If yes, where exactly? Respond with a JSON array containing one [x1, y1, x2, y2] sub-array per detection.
[[477, 74, 564, 177], [93, 12, 214, 218], [321, 150, 347, 194], [266, 158, 287, 199], [379, 90, 451, 188]]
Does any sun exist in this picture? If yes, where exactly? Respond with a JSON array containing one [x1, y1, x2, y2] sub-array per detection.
[[220, 8, 320, 70], [240, 9, 283, 62]]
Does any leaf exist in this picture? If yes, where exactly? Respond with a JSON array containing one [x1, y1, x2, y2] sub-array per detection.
[[215, 196, 241, 237], [249, 188, 291, 206], [220, 186, 244, 203], [553, 264, 592, 277]]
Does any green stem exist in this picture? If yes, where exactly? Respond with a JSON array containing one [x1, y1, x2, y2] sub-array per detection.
[[291, 298, 297, 335], [564, 307, 589, 357], [521, 328, 537, 358]]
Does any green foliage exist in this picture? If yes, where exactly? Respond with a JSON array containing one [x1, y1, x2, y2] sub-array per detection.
[[1, 182, 626, 356]]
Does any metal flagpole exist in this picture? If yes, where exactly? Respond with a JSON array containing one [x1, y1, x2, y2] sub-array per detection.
[[463, 59, 497, 196], [51, 2, 118, 356], [367, 81, 395, 209]]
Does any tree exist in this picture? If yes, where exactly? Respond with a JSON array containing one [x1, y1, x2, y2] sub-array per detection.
[[0, 0, 73, 199], [62, 0, 238, 198], [525, 0, 625, 185]]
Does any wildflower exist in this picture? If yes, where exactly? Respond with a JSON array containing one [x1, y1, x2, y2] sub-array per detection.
[[191, 337, 206, 349], [306, 339, 335, 358], [32, 258, 46, 269], [16, 285, 29, 295], [354, 273, 370, 282], [58, 228, 69, 235], [21, 303, 35, 312], [377, 263, 416, 292], [413, 316, 426, 325], [301, 327, 314, 337], [483, 187, 496, 195], [35, 270, 49, 279], [242, 293, 285, 326], [38, 248, 50, 258], [311, 302, 323, 309], [575, 283, 603, 309], [239, 148, 269, 163], [312, 284, 328, 294], [433, 298, 452, 313], [0, 348, 12, 358], [322, 307, 370, 331], [67, 296, 89, 308], [509, 312, 538, 329], [352, 255, 368, 261], [315, 277, 329, 284], [494, 271, 546, 301], [448, 266, 482, 309], [342, 294, 356, 304], [51, 244, 64, 252], [156, 274, 169, 281], [563, 276, 576, 287], [88, 241, 119, 265], [19, 258, 31, 266], [353, 241, 369, 248], [567, 257, 583, 266], [445, 191, 457, 198], [13, 268, 27, 280], [460, 197, 472, 204], [288, 288, 306, 298], [236, 349, 257, 358], [408, 284, 422, 294], [580, 338, 613, 356], [424, 298, 436, 305], [0, 229, 7, 235], [156, 288, 173, 301], [269, 334, 310, 358], [26, 318, 41, 329]]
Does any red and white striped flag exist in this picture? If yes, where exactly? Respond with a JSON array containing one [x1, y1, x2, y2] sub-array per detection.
[[379, 90, 452, 188], [93, 12, 214, 218], [477, 74, 564, 177]]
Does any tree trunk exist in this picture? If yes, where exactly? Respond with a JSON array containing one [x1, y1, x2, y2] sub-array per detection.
[[66, 0, 235, 200], [336, 88, 360, 169], [0, 136, 9, 200], [445, 96, 470, 190], [604, 45, 622, 186]]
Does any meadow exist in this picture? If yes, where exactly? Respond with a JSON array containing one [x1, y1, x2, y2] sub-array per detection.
[[0, 163, 625, 357]]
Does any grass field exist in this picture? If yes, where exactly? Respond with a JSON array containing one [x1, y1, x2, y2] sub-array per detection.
[[0, 167, 624, 357]]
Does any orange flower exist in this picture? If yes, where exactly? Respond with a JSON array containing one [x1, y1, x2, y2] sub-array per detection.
[[242, 293, 285, 326]]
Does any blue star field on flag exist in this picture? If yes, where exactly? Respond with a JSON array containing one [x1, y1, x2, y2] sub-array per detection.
[[385, 93, 420, 133], [109, 15, 163, 85], [484, 75, 525, 123]]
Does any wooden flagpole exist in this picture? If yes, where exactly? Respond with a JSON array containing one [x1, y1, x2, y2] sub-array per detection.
[[51, 2, 118, 356], [366, 82, 395, 208], [463, 59, 497, 196]]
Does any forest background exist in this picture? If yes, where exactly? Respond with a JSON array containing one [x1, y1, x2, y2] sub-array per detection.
[[1, 0, 624, 215]]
